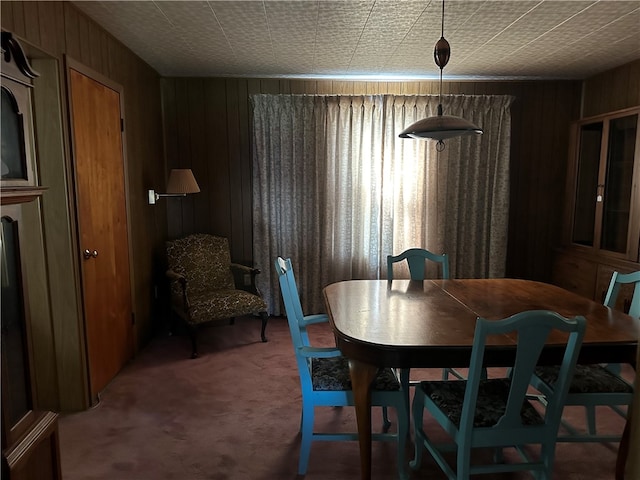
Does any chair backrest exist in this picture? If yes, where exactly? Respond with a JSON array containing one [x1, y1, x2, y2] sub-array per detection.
[[461, 310, 586, 438], [387, 247, 450, 280], [604, 270, 640, 319], [166, 234, 235, 297], [275, 257, 306, 322], [274, 257, 315, 389]]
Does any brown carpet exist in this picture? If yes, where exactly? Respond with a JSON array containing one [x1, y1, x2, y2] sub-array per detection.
[[59, 316, 628, 479]]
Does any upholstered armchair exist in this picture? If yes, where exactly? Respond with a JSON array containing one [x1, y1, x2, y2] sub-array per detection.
[[165, 234, 269, 358]]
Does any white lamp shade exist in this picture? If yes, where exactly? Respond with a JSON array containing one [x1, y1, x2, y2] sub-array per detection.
[[399, 114, 483, 141]]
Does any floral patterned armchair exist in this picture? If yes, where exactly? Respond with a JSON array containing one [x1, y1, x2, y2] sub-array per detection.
[[165, 234, 269, 358]]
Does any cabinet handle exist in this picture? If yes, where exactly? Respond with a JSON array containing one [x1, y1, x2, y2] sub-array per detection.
[[83, 249, 98, 259]]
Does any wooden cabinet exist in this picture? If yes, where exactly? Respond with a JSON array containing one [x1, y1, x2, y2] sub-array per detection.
[[1, 32, 62, 480], [553, 247, 639, 306], [1, 206, 62, 480], [554, 106, 640, 303], [552, 252, 598, 299]]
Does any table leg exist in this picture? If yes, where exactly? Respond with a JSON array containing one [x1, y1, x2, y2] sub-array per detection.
[[616, 411, 631, 480], [617, 360, 639, 480], [349, 358, 378, 480]]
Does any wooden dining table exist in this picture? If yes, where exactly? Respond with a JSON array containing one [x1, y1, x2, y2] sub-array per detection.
[[323, 278, 639, 480]]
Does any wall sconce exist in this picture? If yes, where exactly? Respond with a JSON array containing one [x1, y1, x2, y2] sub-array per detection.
[[148, 168, 200, 205]]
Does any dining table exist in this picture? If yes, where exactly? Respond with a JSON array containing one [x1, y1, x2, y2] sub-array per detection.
[[323, 278, 639, 480]]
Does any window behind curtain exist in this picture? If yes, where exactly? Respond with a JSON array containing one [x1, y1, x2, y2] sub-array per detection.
[[252, 94, 513, 315]]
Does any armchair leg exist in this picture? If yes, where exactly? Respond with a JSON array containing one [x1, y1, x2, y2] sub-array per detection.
[[260, 311, 269, 342], [188, 325, 199, 359]]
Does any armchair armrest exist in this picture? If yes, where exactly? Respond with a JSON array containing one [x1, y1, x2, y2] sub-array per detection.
[[230, 263, 260, 275], [166, 269, 190, 310], [298, 346, 342, 359], [166, 268, 185, 283], [230, 262, 262, 294]]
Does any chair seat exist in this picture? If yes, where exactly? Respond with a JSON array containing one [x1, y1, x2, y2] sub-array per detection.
[[311, 356, 400, 391], [188, 289, 268, 324], [534, 364, 633, 394], [420, 378, 544, 428]]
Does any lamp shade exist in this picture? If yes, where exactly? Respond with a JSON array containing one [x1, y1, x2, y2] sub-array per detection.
[[399, 114, 483, 141], [166, 169, 200, 194]]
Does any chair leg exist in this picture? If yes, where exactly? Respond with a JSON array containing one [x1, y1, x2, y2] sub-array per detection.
[[540, 441, 556, 480], [585, 405, 597, 435], [382, 407, 391, 431], [395, 402, 409, 480], [168, 313, 177, 336], [457, 445, 472, 480], [443, 367, 467, 380], [400, 369, 412, 438], [299, 408, 304, 434], [410, 388, 425, 471], [442, 367, 485, 380], [188, 325, 198, 359], [298, 401, 314, 475], [260, 311, 269, 342]]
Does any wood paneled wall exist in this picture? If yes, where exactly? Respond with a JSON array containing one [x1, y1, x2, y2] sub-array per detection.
[[161, 78, 582, 282], [582, 59, 640, 117], [1, 2, 166, 410], [2, 0, 637, 410]]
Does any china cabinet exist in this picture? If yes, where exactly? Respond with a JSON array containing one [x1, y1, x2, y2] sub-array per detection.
[[553, 106, 640, 306], [1, 31, 61, 480]]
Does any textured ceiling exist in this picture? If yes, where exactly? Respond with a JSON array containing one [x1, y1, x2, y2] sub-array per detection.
[[72, 0, 640, 80]]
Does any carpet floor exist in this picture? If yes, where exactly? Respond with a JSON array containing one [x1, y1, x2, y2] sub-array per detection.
[[59, 315, 629, 479]]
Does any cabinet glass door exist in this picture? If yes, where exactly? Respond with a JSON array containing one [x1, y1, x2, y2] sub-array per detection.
[[0, 216, 33, 435], [569, 108, 640, 261], [601, 114, 638, 253], [572, 121, 602, 246]]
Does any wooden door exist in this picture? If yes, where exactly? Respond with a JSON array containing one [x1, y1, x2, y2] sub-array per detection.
[[68, 67, 133, 400]]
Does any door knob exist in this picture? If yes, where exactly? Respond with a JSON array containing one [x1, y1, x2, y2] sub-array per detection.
[[83, 249, 98, 259]]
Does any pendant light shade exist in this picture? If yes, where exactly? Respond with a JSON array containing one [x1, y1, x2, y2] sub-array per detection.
[[400, 0, 483, 148], [399, 111, 483, 141]]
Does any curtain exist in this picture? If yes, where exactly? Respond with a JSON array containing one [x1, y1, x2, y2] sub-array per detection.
[[252, 93, 514, 315]]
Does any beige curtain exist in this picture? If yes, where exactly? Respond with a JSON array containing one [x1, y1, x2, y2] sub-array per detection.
[[252, 93, 513, 315]]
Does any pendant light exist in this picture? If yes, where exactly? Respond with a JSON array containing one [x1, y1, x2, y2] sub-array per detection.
[[399, 0, 483, 150]]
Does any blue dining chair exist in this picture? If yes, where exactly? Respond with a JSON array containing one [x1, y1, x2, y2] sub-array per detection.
[[387, 248, 465, 390], [410, 310, 586, 480], [387, 247, 449, 281], [274, 257, 409, 479], [530, 270, 638, 442]]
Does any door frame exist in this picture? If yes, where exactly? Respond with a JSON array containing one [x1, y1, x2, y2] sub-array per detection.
[[63, 56, 136, 402]]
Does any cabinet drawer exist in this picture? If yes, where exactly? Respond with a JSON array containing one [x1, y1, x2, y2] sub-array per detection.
[[552, 255, 597, 299]]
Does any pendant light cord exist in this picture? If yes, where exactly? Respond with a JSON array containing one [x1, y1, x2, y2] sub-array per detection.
[[438, 0, 445, 116], [437, 0, 446, 152], [439, 68, 443, 112]]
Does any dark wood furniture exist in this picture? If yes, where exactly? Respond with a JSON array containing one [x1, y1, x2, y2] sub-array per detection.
[[1, 32, 62, 480], [165, 234, 269, 358], [553, 106, 640, 304], [323, 278, 639, 480]]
